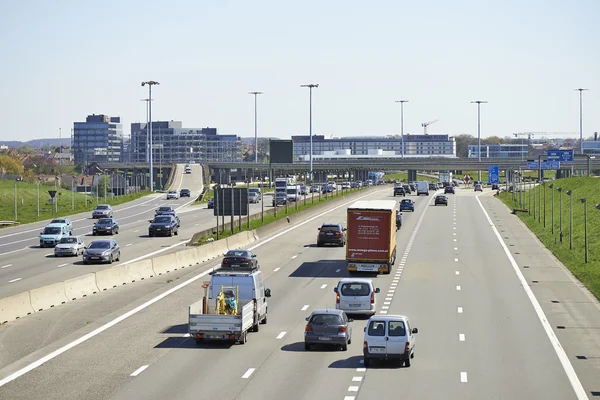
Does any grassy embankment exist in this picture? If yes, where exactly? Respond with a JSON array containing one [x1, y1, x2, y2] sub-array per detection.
[[497, 176, 600, 299], [383, 172, 435, 182], [0, 180, 149, 226]]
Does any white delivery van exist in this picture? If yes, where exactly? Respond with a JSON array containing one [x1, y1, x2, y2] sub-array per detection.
[[416, 181, 429, 196], [363, 314, 418, 367]]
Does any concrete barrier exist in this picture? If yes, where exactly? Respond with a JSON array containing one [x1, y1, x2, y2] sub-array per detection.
[[226, 235, 242, 250], [0, 292, 34, 323], [176, 248, 199, 268], [30, 282, 69, 311], [95, 265, 128, 291], [196, 245, 210, 263], [212, 239, 229, 256], [125, 259, 155, 282], [152, 253, 178, 275], [64, 273, 99, 300]]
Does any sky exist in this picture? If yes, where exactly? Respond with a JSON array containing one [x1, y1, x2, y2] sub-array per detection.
[[1, 0, 598, 142]]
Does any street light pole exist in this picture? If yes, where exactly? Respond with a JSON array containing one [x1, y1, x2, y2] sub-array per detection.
[[72, 176, 75, 210], [301, 84, 319, 183], [566, 190, 573, 250], [471, 100, 488, 182], [543, 181, 546, 228], [580, 198, 588, 263], [37, 178, 41, 217], [142, 80, 160, 191], [549, 184, 554, 234], [557, 187, 563, 243], [574, 88, 589, 155], [395, 100, 409, 159], [249, 92, 263, 164]]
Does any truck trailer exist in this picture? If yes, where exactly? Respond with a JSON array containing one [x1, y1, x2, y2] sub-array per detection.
[[346, 200, 397, 275]]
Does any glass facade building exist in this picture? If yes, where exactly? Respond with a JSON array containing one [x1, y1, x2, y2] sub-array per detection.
[[73, 114, 123, 164], [468, 144, 528, 159]]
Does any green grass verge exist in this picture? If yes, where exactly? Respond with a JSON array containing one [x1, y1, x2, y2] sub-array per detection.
[[0, 180, 150, 226], [192, 187, 370, 245], [383, 172, 436, 182], [497, 176, 600, 300]]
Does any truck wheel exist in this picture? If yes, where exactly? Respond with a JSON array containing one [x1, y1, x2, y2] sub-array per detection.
[[253, 322, 260, 332], [261, 313, 267, 324], [238, 331, 247, 345], [405, 356, 412, 367]]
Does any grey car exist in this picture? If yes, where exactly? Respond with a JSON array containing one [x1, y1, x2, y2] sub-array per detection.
[[92, 204, 113, 219], [83, 239, 120, 264], [304, 309, 353, 351], [54, 236, 85, 257]]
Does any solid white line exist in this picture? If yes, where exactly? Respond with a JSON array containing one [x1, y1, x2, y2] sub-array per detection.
[[455, 271, 460, 275], [276, 332, 287, 339], [458, 307, 463, 313], [348, 386, 359, 392], [57, 263, 68, 268], [475, 195, 588, 399], [459, 333, 465, 341], [115, 241, 187, 267], [456, 285, 461, 291], [291, 255, 297, 259], [130, 365, 149, 377], [320, 284, 328, 289], [460, 372, 468, 383], [273, 268, 280, 272], [301, 305, 309, 311], [352, 376, 363, 382], [241, 368, 255, 379], [8, 278, 22, 283], [0, 264, 12, 269]]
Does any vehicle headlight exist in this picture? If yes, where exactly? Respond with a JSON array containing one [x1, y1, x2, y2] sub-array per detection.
[[165, 225, 171, 229], [102, 250, 111, 255]]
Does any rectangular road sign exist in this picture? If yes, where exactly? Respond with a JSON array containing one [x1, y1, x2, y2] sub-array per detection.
[[547, 149, 573, 162], [488, 166, 499, 184], [526, 160, 561, 170], [214, 188, 248, 216]]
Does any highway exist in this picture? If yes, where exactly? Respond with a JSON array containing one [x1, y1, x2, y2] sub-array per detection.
[[0, 184, 598, 399], [0, 164, 267, 299]]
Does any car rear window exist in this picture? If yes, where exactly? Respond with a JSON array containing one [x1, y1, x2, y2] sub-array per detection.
[[310, 314, 343, 325], [340, 283, 370, 296], [367, 320, 386, 336], [98, 219, 112, 224], [388, 321, 407, 336], [320, 225, 340, 233]]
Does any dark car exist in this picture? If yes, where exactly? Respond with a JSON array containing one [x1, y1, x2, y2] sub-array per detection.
[[491, 184, 499, 190], [93, 218, 119, 235], [304, 309, 353, 351], [83, 239, 120, 264], [317, 223, 346, 247], [221, 249, 258, 269], [180, 188, 191, 197], [444, 186, 455, 194], [393, 184, 405, 197], [403, 185, 412, 194], [149, 215, 180, 237], [428, 183, 437, 191], [207, 198, 214, 209], [155, 206, 176, 216], [399, 198, 415, 212], [434, 195, 448, 206], [409, 183, 416, 192]]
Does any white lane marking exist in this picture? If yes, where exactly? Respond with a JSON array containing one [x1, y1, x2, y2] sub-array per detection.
[[454, 239, 457, 242], [320, 284, 328, 289], [273, 268, 280, 272], [8, 278, 22, 283], [348, 386, 359, 392], [0, 187, 381, 388], [458, 307, 463, 313], [45, 253, 53, 257], [382, 306, 389, 309], [461, 372, 468, 383], [456, 285, 461, 291], [130, 365, 149, 377], [388, 289, 395, 293], [455, 271, 460, 275], [301, 305, 309, 311], [385, 297, 392, 301], [0, 247, 31, 257], [454, 247, 458, 250], [291, 255, 297, 259], [459, 333, 466, 342], [380, 310, 388, 314], [126, 243, 133, 247], [241, 368, 255, 379], [115, 241, 187, 267], [455, 258, 459, 262], [453, 227, 456, 230], [344, 397, 356, 400], [352, 376, 363, 382], [475, 195, 588, 399], [0, 264, 12, 269], [57, 263, 68, 268], [453, 233, 456, 236], [392, 279, 399, 283], [335, 268, 341, 273], [133, 230, 140, 233], [384, 302, 391, 305], [276, 332, 287, 339]]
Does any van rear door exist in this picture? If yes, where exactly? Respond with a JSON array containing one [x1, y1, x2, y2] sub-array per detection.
[[339, 281, 371, 311], [385, 319, 409, 355]]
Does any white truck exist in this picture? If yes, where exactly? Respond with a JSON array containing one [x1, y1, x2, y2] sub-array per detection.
[[439, 172, 452, 186], [188, 265, 271, 345], [286, 184, 301, 202]]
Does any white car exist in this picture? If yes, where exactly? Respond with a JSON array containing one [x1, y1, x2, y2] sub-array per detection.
[[166, 190, 179, 199], [54, 236, 85, 257], [334, 278, 380, 316], [363, 315, 418, 367]]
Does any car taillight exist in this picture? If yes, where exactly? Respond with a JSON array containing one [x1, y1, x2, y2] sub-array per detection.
[[338, 326, 347, 333], [363, 341, 368, 349], [335, 232, 342, 236], [336, 294, 340, 304], [370, 292, 375, 304], [405, 342, 410, 353], [223, 258, 229, 262], [305, 325, 313, 332], [242, 258, 249, 262]]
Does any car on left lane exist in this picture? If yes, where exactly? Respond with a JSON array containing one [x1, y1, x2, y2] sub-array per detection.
[[399, 198, 415, 212], [304, 309, 353, 351], [180, 188, 191, 197], [148, 215, 180, 237], [93, 218, 120, 235], [166, 190, 179, 200], [54, 236, 85, 257], [83, 239, 120, 264], [434, 195, 448, 206]]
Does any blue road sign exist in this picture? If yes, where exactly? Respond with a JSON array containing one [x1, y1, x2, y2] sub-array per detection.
[[488, 165, 499, 184], [526, 160, 561, 170], [547, 149, 573, 162]]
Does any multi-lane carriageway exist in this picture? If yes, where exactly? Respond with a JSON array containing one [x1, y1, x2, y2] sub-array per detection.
[[1, 183, 600, 399]]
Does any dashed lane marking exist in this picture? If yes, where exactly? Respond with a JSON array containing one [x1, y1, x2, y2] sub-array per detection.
[[241, 368, 255, 379], [461, 372, 468, 383], [8, 278, 22, 283], [459, 334, 465, 341], [458, 307, 463, 313], [301, 305, 309, 311], [130, 365, 149, 377], [0, 264, 13, 269], [320, 284, 328, 289], [276, 332, 287, 339], [456, 285, 461, 291], [273, 268, 280, 272], [57, 263, 68, 268]]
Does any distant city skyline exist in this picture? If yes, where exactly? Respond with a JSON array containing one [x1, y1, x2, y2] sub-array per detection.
[[1, 1, 598, 142]]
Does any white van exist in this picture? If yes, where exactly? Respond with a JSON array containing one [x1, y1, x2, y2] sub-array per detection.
[[416, 181, 429, 196], [209, 265, 270, 331], [363, 314, 418, 367], [334, 278, 380, 316]]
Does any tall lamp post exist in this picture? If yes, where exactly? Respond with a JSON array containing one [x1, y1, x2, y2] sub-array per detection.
[[471, 100, 488, 182], [395, 100, 409, 159], [14, 177, 22, 220], [549, 184, 554, 234], [574, 88, 589, 155], [557, 187, 563, 243], [301, 84, 319, 183], [249, 91, 263, 163], [566, 190, 573, 250], [37, 178, 41, 217], [543, 181, 546, 228], [141, 80, 160, 192], [72, 175, 76, 210], [580, 198, 588, 263]]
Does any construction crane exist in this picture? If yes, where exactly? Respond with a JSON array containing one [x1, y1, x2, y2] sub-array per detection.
[[421, 119, 439, 134]]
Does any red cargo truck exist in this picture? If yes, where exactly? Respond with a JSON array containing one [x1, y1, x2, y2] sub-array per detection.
[[346, 200, 397, 275]]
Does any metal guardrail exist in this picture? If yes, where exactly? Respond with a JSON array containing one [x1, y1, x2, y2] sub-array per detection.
[[0, 221, 20, 226]]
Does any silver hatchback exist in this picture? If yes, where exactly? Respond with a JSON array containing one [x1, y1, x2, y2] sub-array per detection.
[[304, 309, 353, 351]]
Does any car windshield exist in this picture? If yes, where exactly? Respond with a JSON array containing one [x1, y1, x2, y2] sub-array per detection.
[[310, 314, 343, 325], [158, 207, 172, 212], [225, 250, 250, 258], [340, 282, 370, 296], [59, 237, 77, 244], [96, 205, 109, 210], [181, 189, 189, 192], [154, 217, 171, 223], [89, 241, 110, 249], [249, 188, 259, 193], [367, 320, 386, 336], [388, 321, 407, 337], [98, 219, 112, 224], [286, 188, 297, 194], [51, 219, 66, 224], [401, 199, 411, 204], [43, 227, 61, 234], [168, 191, 176, 194]]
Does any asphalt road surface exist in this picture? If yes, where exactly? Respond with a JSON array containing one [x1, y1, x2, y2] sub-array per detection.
[[0, 184, 598, 400]]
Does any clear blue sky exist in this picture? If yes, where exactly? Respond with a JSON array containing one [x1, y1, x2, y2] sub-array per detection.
[[1, 0, 598, 142]]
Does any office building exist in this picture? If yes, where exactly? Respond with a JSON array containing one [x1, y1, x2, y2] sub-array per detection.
[[73, 114, 123, 164], [468, 144, 528, 159]]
